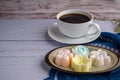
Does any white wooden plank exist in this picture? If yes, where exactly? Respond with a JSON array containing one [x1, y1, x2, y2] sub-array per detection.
[[0, 50, 49, 57], [0, 55, 50, 80], [0, 41, 66, 51], [0, 19, 116, 40], [94, 20, 116, 33], [0, 19, 56, 28], [0, 45, 51, 80], [0, 19, 56, 40]]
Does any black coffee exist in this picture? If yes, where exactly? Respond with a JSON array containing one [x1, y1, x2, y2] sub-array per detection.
[[59, 13, 90, 23]]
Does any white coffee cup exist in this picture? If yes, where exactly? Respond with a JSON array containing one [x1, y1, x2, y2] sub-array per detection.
[[56, 9, 100, 38]]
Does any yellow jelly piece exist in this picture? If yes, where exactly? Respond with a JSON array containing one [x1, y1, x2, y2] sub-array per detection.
[[71, 58, 82, 71], [71, 55, 91, 72], [88, 58, 92, 69], [82, 64, 89, 72]]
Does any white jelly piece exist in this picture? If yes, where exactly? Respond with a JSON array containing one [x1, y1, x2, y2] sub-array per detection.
[[94, 56, 104, 67], [104, 56, 111, 64]]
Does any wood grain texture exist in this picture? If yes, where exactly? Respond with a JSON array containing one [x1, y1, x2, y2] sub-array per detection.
[[0, 0, 120, 20], [0, 19, 115, 40], [0, 19, 118, 80]]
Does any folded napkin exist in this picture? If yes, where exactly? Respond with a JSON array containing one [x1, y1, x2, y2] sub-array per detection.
[[44, 32, 120, 80]]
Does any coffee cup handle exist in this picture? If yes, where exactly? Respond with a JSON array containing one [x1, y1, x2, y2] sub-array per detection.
[[84, 23, 100, 37]]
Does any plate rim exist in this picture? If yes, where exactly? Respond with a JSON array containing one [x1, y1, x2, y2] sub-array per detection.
[[45, 45, 120, 74]]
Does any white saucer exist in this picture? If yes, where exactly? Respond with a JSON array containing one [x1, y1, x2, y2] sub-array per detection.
[[48, 23, 101, 44]]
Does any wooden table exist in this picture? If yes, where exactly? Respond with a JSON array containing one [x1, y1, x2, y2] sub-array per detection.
[[0, 0, 120, 20], [0, 19, 116, 80]]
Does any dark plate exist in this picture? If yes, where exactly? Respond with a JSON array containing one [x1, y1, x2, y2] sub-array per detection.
[[45, 45, 119, 74]]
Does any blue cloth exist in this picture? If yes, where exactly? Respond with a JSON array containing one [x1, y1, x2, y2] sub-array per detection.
[[44, 32, 120, 80]]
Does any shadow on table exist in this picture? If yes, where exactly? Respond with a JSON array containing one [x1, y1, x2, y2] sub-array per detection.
[[40, 59, 51, 72]]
